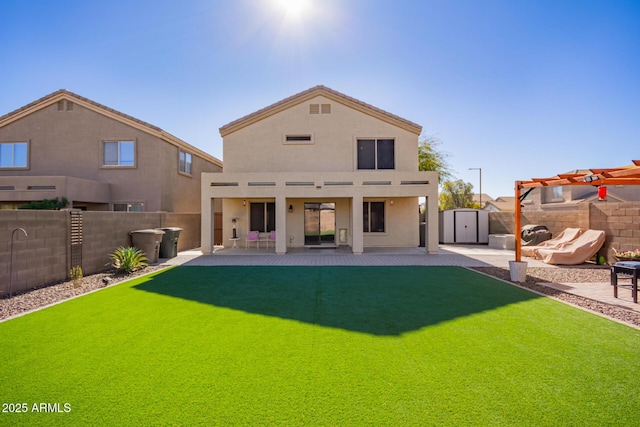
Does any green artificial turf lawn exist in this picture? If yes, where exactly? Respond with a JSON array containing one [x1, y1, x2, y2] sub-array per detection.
[[1, 266, 639, 426]]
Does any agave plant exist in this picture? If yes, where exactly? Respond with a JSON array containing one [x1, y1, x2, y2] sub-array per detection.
[[110, 246, 148, 273]]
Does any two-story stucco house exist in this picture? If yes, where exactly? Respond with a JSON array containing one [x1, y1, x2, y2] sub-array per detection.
[[201, 85, 438, 255], [0, 90, 222, 212]]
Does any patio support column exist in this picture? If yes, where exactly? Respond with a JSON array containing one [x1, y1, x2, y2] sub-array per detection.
[[275, 195, 287, 255], [201, 196, 213, 255], [426, 194, 439, 254], [352, 195, 363, 254]]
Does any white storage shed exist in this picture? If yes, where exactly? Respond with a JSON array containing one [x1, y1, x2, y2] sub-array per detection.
[[439, 209, 489, 244]]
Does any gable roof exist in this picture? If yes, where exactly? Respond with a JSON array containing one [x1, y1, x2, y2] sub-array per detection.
[[219, 85, 423, 137], [0, 89, 223, 168]]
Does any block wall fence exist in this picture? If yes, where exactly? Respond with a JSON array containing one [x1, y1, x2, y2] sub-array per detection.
[[2, 202, 639, 297], [489, 201, 640, 262], [1, 210, 200, 296]]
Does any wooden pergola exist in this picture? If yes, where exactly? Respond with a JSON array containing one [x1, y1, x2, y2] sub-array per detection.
[[514, 160, 640, 262]]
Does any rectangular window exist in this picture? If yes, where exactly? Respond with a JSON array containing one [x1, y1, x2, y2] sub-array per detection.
[[363, 201, 385, 233], [250, 202, 276, 232], [285, 135, 311, 142], [0, 142, 28, 168], [113, 203, 144, 212], [284, 134, 313, 145], [103, 141, 135, 166], [179, 150, 192, 174], [357, 139, 394, 170]]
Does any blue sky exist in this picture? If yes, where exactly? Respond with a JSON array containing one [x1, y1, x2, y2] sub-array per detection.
[[2, 0, 639, 198]]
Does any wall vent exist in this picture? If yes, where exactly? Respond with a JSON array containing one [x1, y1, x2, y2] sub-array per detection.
[[210, 182, 239, 186], [285, 181, 314, 186], [324, 181, 353, 186], [286, 135, 311, 142], [309, 104, 320, 114], [363, 181, 391, 186], [321, 103, 331, 114], [27, 185, 56, 190]]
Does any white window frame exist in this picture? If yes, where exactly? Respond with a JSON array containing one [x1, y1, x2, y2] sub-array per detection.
[[102, 140, 135, 167], [0, 141, 29, 169], [179, 150, 193, 175]]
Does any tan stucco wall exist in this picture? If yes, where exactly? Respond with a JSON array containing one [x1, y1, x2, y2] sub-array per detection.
[[223, 95, 419, 173], [203, 91, 438, 255], [0, 101, 221, 212], [203, 171, 438, 253]]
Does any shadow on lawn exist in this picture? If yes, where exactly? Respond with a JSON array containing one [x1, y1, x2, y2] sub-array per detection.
[[135, 266, 540, 335]]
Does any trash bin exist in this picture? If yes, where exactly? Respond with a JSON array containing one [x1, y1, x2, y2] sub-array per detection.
[[156, 227, 182, 258], [129, 229, 165, 263]]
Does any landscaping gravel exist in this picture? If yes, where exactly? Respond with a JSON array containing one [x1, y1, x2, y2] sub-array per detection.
[[472, 266, 640, 328], [2, 264, 639, 329], [0, 265, 167, 321]]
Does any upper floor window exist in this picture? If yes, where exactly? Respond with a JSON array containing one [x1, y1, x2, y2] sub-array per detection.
[[0, 142, 28, 168], [103, 140, 135, 167], [543, 186, 563, 203], [179, 150, 192, 175], [357, 139, 394, 170]]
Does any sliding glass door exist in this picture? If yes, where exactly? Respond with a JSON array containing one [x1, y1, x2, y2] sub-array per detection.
[[304, 203, 335, 245]]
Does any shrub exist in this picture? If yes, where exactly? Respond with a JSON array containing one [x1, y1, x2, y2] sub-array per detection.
[[110, 247, 148, 273], [19, 197, 69, 210], [70, 265, 83, 287]]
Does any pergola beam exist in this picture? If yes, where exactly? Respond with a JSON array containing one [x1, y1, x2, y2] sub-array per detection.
[[514, 160, 640, 263]]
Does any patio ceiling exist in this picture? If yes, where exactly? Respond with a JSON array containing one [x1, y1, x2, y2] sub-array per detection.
[[514, 160, 640, 262]]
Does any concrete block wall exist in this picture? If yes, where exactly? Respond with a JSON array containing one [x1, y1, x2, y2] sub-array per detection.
[[489, 201, 640, 263], [590, 202, 640, 259], [0, 210, 68, 296], [82, 212, 161, 274], [1, 210, 202, 296], [489, 208, 589, 237], [159, 213, 200, 252]]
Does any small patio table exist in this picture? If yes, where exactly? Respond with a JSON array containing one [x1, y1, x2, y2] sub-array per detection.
[[611, 261, 640, 303]]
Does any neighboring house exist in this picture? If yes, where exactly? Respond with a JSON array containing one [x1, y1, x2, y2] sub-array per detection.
[[483, 196, 515, 212], [201, 85, 439, 255], [522, 169, 640, 211], [0, 90, 222, 212], [471, 193, 493, 209]]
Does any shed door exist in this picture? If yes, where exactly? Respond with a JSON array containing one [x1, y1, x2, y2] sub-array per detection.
[[454, 211, 478, 243]]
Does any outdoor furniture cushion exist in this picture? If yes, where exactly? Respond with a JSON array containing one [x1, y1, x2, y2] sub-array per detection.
[[521, 228, 583, 257], [533, 229, 606, 265]]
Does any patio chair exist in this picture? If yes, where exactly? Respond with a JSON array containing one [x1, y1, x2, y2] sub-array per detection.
[[267, 230, 276, 248], [246, 230, 260, 249]]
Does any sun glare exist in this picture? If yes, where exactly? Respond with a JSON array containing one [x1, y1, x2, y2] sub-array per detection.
[[273, 0, 313, 22]]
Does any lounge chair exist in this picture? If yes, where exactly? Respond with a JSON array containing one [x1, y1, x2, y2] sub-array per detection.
[[521, 228, 583, 257], [531, 229, 606, 265]]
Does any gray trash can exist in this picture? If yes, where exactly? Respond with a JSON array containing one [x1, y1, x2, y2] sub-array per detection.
[[157, 227, 182, 258], [130, 229, 165, 263]]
